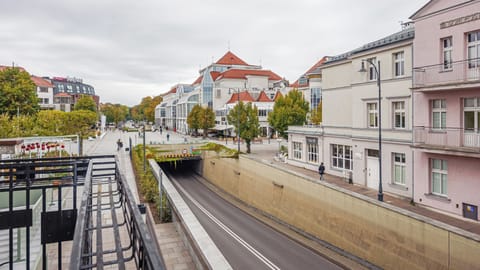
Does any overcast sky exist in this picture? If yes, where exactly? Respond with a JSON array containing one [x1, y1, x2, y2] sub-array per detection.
[[0, 0, 426, 106]]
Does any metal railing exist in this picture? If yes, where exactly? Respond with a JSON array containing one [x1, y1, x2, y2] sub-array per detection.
[[0, 156, 90, 270], [414, 126, 480, 150], [70, 156, 164, 269], [413, 58, 480, 87], [0, 155, 163, 270]]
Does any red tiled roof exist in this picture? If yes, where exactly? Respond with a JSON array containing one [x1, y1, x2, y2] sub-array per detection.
[[273, 91, 283, 101], [305, 56, 328, 75], [167, 86, 176, 94], [0, 65, 27, 73], [192, 75, 203, 85], [215, 51, 249, 66], [291, 56, 329, 87], [217, 69, 282, 81], [226, 91, 255, 104], [31, 76, 53, 87], [290, 80, 300, 88], [54, 93, 71, 97], [210, 71, 221, 81], [256, 91, 271, 102]]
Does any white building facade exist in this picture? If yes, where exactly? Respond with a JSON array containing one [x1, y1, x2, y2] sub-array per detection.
[[288, 27, 415, 199]]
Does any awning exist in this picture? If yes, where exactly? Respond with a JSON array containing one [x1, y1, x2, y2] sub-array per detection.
[[212, 125, 234, 131]]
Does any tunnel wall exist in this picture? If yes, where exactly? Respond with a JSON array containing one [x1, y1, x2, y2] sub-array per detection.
[[197, 152, 480, 270]]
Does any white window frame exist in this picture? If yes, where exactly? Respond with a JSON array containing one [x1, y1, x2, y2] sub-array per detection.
[[442, 37, 453, 70], [393, 153, 406, 185], [331, 144, 352, 170], [463, 97, 480, 133], [431, 159, 448, 196], [393, 101, 406, 129], [293, 142, 302, 160], [432, 99, 446, 130], [467, 31, 480, 69], [393, 52, 405, 77], [306, 139, 318, 163], [367, 102, 378, 128]]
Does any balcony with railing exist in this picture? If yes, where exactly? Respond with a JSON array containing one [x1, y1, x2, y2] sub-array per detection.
[[413, 58, 480, 89], [414, 126, 480, 152]]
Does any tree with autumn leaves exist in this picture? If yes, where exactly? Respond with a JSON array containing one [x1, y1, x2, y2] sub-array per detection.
[[268, 89, 309, 139], [0, 67, 39, 116], [187, 104, 215, 138], [130, 95, 162, 122], [227, 101, 260, 154]]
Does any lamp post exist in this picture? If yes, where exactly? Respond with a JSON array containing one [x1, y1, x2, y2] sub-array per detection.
[[143, 122, 146, 173], [236, 89, 240, 154], [359, 59, 383, 202]]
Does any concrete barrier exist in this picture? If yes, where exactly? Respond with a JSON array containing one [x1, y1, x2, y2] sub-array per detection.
[[198, 151, 480, 270], [149, 159, 232, 270]]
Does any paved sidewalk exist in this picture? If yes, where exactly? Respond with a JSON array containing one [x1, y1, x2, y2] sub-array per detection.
[[84, 131, 195, 270]]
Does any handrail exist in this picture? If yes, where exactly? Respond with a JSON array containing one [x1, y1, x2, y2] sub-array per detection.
[[118, 170, 164, 269], [69, 157, 164, 270], [69, 161, 94, 269]]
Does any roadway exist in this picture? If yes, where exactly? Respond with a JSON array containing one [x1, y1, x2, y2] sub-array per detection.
[[165, 167, 344, 270]]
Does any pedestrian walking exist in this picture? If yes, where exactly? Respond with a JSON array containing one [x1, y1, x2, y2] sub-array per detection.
[[166, 133, 170, 142], [318, 162, 325, 180], [116, 139, 123, 151]]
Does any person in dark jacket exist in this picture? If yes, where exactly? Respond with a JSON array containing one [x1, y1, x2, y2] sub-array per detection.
[[318, 162, 325, 180]]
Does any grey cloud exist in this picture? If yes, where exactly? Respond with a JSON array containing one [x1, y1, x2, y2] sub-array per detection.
[[0, 0, 426, 105]]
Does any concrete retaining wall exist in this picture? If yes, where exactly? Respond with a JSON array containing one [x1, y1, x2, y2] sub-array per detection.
[[149, 160, 232, 270], [198, 152, 480, 270]]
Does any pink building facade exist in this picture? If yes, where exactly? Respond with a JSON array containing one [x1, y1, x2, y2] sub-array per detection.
[[411, 0, 480, 220]]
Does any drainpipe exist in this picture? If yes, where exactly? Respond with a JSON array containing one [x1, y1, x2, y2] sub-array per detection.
[[411, 42, 415, 204]]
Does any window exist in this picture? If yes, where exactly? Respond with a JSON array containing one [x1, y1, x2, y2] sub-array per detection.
[[368, 58, 377, 81], [442, 37, 453, 70], [331, 144, 352, 170], [306, 137, 318, 163], [393, 153, 406, 185], [367, 102, 378, 128], [431, 159, 447, 196], [58, 84, 64, 92], [393, 52, 405, 77], [467, 31, 480, 69], [310, 88, 321, 111], [463, 97, 480, 132], [39, 87, 48, 93], [258, 109, 267, 117], [432, 99, 446, 130], [298, 77, 308, 85], [393, 101, 405, 129], [216, 89, 221, 98], [66, 85, 73, 93], [293, 142, 302, 160]]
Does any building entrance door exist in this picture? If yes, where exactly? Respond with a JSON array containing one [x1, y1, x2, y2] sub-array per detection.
[[366, 149, 379, 189]]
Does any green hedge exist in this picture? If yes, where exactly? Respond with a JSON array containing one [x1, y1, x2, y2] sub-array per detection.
[[132, 145, 171, 222]]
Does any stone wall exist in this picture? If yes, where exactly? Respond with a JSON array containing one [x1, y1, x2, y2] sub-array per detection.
[[198, 152, 480, 270]]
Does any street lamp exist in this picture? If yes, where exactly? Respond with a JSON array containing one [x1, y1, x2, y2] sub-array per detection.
[[237, 89, 240, 154], [142, 122, 146, 173], [359, 59, 383, 202]]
